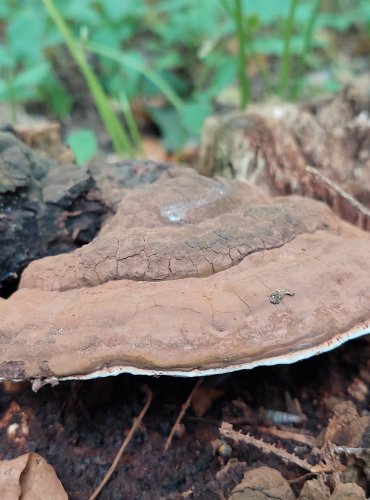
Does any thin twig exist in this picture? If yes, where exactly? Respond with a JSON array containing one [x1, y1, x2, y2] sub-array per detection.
[[220, 422, 334, 473], [306, 165, 370, 220], [330, 445, 370, 456], [56, 381, 84, 420], [89, 385, 153, 500], [257, 425, 317, 447], [287, 472, 316, 484], [164, 377, 204, 451]]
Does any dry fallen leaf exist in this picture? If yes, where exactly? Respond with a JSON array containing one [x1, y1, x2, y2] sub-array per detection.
[[229, 466, 295, 500], [140, 137, 169, 162], [191, 385, 225, 417], [321, 401, 370, 447], [0, 452, 67, 500]]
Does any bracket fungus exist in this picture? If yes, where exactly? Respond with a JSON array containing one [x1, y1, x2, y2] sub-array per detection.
[[0, 168, 369, 382]]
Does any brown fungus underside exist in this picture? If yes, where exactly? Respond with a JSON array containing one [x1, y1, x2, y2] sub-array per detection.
[[0, 168, 369, 381]]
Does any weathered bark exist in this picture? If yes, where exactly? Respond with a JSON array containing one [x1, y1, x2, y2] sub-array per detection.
[[198, 83, 370, 230], [0, 132, 170, 294]]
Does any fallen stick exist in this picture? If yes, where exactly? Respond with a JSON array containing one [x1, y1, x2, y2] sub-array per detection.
[[330, 445, 370, 456], [164, 377, 204, 451], [89, 385, 153, 500], [220, 422, 333, 473], [257, 425, 317, 447], [306, 165, 370, 220]]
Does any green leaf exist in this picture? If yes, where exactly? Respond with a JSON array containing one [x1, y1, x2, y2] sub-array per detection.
[[253, 35, 315, 55], [0, 0, 11, 18], [57, 0, 100, 26], [203, 56, 237, 98], [181, 97, 212, 136], [13, 62, 50, 89], [91, 25, 122, 49], [0, 81, 37, 102], [0, 61, 51, 102], [100, 0, 145, 21], [107, 70, 141, 100], [7, 8, 46, 63], [67, 129, 98, 165], [242, 0, 291, 25], [41, 74, 72, 118], [156, 52, 183, 70], [0, 44, 14, 68], [149, 107, 186, 151], [316, 10, 360, 32], [153, 1, 225, 45], [359, 0, 370, 21], [253, 37, 284, 55]]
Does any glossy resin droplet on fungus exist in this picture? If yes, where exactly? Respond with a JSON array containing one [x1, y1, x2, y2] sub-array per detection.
[[0, 167, 369, 382]]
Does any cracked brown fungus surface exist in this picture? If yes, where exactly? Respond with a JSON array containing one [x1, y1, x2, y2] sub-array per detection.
[[0, 168, 369, 382]]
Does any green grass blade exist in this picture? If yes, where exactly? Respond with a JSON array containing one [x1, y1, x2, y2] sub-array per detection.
[[86, 42, 185, 113], [220, 0, 250, 109], [278, 0, 298, 98], [41, 0, 134, 157], [233, 0, 249, 109], [292, 0, 321, 99], [118, 91, 143, 154]]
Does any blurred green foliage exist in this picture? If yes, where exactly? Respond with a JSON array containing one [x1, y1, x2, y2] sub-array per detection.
[[67, 128, 97, 165], [0, 0, 369, 152]]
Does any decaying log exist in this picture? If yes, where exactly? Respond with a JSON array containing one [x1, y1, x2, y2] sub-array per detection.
[[0, 131, 170, 294], [198, 82, 370, 230]]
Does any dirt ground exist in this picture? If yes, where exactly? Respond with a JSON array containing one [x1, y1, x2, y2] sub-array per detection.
[[0, 336, 369, 499]]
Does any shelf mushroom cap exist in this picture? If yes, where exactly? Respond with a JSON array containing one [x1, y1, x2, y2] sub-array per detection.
[[0, 168, 369, 381]]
